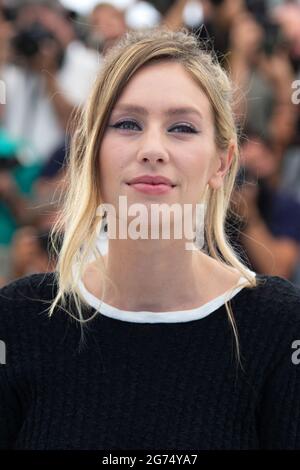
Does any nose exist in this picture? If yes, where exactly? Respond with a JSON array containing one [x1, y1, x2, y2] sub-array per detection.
[[136, 126, 170, 165]]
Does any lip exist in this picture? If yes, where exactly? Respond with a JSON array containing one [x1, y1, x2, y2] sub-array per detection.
[[127, 175, 176, 186], [126, 175, 176, 196], [128, 182, 174, 195]]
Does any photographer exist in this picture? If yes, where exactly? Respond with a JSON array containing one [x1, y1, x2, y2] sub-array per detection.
[[0, 128, 42, 284], [230, 132, 300, 282], [89, 3, 128, 56], [1, 1, 100, 164]]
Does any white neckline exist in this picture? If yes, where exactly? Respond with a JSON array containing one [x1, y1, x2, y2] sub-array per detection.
[[77, 269, 256, 324]]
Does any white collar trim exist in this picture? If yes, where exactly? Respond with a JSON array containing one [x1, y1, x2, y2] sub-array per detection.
[[77, 269, 256, 324]]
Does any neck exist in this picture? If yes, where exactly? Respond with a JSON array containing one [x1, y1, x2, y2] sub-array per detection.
[[101, 239, 209, 312]]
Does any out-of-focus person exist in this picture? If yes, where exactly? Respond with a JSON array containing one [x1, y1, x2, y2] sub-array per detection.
[[1, 1, 100, 165], [163, 0, 246, 54], [229, 131, 300, 283], [89, 2, 128, 55], [271, 2, 300, 74], [0, 128, 43, 285], [9, 226, 57, 281]]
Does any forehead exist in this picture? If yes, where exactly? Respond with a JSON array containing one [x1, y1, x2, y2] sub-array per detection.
[[114, 61, 213, 120]]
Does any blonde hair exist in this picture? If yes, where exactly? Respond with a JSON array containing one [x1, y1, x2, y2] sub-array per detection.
[[47, 27, 263, 364]]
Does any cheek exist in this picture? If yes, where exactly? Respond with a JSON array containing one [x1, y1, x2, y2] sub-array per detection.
[[99, 138, 119, 180], [98, 139, 128, 202], [180, 149, 212, 185], [98, 141, 114, 203]]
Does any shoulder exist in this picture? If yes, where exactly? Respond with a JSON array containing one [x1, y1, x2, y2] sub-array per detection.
[[233, 273, 300, 335], [0, 272, 82, 360], [247, 274, 300, 310], [239, 273, 300, 310], [0, 271, 57, 303], [0, 272, 58, 330]]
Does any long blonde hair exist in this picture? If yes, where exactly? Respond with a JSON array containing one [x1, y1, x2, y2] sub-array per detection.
[[47, 27, 262, 363]]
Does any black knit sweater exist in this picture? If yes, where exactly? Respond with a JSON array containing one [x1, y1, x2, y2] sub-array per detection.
[[1, 272, 300, 450]]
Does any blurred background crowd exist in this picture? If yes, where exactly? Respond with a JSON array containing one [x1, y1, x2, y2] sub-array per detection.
[[0, 0, 300, 287]]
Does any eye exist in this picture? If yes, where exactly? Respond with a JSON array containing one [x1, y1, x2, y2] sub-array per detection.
[[109, 120, 199, 134], [170, 124, 198, 134], [110, 120, 140, 131]]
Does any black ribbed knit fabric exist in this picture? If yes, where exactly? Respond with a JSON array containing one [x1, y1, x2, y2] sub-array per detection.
[[1, 272, 300, 450]]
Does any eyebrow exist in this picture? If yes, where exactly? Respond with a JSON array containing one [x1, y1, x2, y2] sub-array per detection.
[[112, 104, 203, 120]]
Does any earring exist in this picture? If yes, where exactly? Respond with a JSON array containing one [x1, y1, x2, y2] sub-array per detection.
[[102, 210, 108, 233], [96, 210, 107, 236]]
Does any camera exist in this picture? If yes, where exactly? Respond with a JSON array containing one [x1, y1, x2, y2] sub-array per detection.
[[12, 22, 64, 67], [13, 22, 55, 58], [1, 6, 17, 22]]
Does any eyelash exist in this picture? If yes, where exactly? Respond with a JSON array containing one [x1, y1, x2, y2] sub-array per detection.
[[109, 120, 199, 134]]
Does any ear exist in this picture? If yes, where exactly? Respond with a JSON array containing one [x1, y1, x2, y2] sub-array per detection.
[[208, 141, 235, 190]]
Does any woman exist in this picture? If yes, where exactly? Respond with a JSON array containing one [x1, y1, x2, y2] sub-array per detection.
[[1, 28, 300, 450]]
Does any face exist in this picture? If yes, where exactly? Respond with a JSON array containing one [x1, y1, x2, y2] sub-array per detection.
[[98, 61, 233, 222], [91, 6, 126, 41]]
